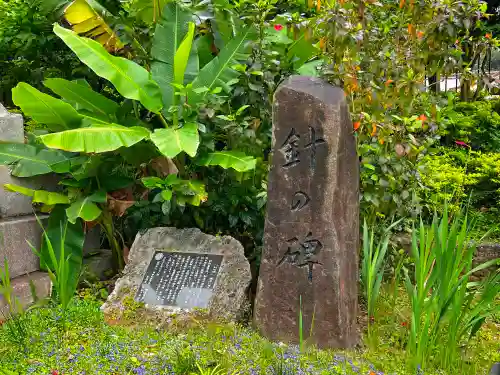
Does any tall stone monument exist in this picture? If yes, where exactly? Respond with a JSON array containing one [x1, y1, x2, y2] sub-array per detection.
[[254, 76, 359, 348]]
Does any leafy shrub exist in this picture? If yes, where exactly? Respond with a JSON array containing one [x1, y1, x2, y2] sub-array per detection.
[[315, 0, 494, 221], [441, 99, 500, 151], [418, 147, 500, 217]]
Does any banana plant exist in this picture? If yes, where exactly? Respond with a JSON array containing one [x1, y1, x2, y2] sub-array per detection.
[[0, 2, 257, 271]]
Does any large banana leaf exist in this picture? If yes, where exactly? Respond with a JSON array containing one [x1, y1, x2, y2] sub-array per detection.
[[150, 122, 199, 158], [12, 83, 82, 132], [3, 184, 70, 205], [40, 206, 85, 296], [40, 124, 151, 153], [66, 190, 107, 224], [63, 0, 123, 52], [44, 78, 119, 120], [0, 143, 70, 177], [189, 26, 256, 105], [54, 24, 163, 113], [197, 151, 256, 172], [151, 2, 193, 110]]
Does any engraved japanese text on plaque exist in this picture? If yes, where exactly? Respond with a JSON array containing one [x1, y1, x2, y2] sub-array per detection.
[[135, 252, 223, 309]]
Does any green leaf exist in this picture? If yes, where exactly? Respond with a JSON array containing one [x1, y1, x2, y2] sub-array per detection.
[[174, 22, 195, 86], [44, 78, 119, 120], [151, 122, 199, 158], [189, 26, 256, 105], [197, 151, 256, 172], [12, 83, 82, 132], [40, 206, 85, 298], [130, 0, 169, 25], [40, 124, 150, 153], [3, 184, 70, 205], [54, 24, 163, 113], [0, 143, 69, 177], [151, 2, 193, 110], [296, 60, 323, 77], [161, 189, 173, 201], [236, 105, 250, 116], [66, 191, 107, 224], [288, 33, 317, 69], [142, 176, 164, 189], [70, 155, 102, 180]]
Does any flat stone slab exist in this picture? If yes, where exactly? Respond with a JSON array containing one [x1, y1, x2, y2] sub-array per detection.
[[0, 215, 47, 279], [102, 227, 251, 323]]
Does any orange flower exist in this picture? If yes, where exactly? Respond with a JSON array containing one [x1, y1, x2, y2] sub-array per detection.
[[317, 0, 321, 11], [385, 79, 394, 86], [371, 123, 377, 136], [399, 0, 405, 8], [379, 138, 385, 145], [319, 37, 326, 50], [407, 23, 413, 36], [353, 121, 361, 131], [417, 31, 424, 39], [486, 33, 492, 39], [418, 114, 427, 122]]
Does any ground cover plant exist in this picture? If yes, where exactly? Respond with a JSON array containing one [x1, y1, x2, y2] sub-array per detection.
[[0, 296, 498, 375]]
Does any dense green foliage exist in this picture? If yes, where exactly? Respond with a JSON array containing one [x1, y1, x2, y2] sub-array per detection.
[[0, 1, 499, 374]]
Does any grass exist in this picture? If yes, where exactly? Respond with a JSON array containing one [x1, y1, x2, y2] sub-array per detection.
[[0, 295, 498, 375]]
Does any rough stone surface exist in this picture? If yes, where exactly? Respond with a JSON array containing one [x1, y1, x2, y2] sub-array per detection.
[[83, 226, 102, 254], [102, 227, 251, 322], [0, 103, 23, 143], [254, 76, 359, 349], [473, 243, 500, 278], [490, 363, 500, 375], [0, 272, 51, 315], [82, 249, 113, 281], [0, 215, 48, 279]]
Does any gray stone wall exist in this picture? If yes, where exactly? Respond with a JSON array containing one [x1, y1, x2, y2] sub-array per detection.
[[0, 103, 47, 279]]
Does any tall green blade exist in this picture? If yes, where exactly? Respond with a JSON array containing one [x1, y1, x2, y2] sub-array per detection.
[[189, 26, 256, 105], [174, 22, 195, 86], [40, 206, 84, 296], [151, 2, 193, 110]]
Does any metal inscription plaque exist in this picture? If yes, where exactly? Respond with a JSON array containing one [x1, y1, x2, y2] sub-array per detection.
[[135, 251, 223, 309]]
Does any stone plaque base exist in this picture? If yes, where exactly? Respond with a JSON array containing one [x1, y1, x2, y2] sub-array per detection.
[[102, 228, 251, 323]]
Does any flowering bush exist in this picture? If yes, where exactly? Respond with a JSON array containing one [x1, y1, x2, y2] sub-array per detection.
[[314, 0, 497, 221]]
